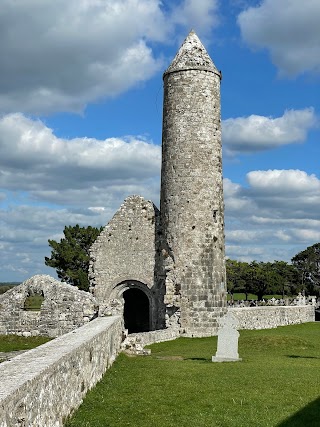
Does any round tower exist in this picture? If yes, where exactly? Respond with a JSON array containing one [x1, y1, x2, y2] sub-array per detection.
[[160, 31, 227, 337]]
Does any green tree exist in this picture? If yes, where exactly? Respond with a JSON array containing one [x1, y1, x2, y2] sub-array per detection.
[[291, 243, 320, 296], [45, 225, 103, 291], [272, 260, 299, 297], [226, 259, 250, 301], [248, 261, 271, 301]]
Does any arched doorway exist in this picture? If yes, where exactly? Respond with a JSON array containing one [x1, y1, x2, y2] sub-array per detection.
[[123, 288, 150, 333]]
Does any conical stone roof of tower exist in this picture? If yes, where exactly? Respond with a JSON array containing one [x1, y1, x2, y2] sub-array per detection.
[[164, 30, 219, 76]]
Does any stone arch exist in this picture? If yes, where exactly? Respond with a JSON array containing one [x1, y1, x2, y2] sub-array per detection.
[[108, 275, 154, 291], [110, 280, 155, 333]]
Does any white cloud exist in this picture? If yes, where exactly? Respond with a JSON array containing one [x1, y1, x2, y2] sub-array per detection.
[[88, 207, 106, 213], [223, 178, 254, 213], [238, 0, 320, 76], [245, 170, 320, 218], [291, 229, 320, 242], [226, 245, 265, 263], [0, 113, 161, 201], [246, 169, 320, 196], [252, 217, 320, 228], [223, 108, 317, 155], [0, 112, 163, 281], [2, 168, 320, 281], [0, 0, 219, 114], [171, 0, 219, 34], [223, 178, 241, 196], [274, 228, 320, 244], [227, 229, 269, 243], [274, 230, 291, 242], [224, 169, 320, 262]]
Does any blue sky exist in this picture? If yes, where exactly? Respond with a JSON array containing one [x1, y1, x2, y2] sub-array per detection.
[[0, 0, 319, 282]]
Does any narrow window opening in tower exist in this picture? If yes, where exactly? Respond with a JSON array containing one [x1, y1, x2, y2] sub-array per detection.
[[123, 288, 150, 333], [213, 210, 218, 222]]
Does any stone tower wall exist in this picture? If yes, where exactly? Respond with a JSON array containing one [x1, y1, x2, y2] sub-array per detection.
[[161, 37, 227, 336]]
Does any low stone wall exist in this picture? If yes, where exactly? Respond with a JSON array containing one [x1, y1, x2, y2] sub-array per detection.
[[230, 305, 315, 330], [0, 316, 122, 427]]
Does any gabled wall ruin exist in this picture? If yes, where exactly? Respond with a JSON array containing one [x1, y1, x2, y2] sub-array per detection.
[[89, 195, 166, 331], [0, 275, 97, 337]]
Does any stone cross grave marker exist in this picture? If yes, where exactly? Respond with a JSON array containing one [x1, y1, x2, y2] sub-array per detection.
[[212, 311, 242, 362]]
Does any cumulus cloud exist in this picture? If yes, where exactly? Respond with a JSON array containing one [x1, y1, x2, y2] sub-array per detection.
[[226, 245, 265, 262], [224, 170, 320, 262], [245, 170, 320, 219], [0, 0, 219, 114], [246, 169, 320, 195], [223, 108, 317, 155], [0, 113, 161, 202], [2, 167, 320, 280], [0, 111, 163, 280], [0, 112, 164, 280], [238, 0, 320, 76]]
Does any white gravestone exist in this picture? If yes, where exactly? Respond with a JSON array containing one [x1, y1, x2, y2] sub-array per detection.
[[212, 312, 242, 362], [297, 292, 306, 306]]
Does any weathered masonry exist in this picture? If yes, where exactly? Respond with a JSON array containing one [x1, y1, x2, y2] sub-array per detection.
[[160, 30, 226, 336], [89, 195, 166, 332], [0, 316, 122, 427], [89, 31, 227, 337], [0, 275, 97, 337]]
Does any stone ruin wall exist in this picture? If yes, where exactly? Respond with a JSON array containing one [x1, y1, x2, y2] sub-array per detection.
[[0, 275, 97, 337], [0, 316, 122, 427], [230, 305, 315, 330], [0, 272, 315, 340], [89, 195, 166, 330]]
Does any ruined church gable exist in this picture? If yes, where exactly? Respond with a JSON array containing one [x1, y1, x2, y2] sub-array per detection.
[[89, 195, 161, 304], [0, 275, 97, 337]]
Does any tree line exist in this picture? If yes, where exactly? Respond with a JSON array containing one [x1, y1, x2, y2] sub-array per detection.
[[45, 225, 320, 298], [227, 243, 320, 299]]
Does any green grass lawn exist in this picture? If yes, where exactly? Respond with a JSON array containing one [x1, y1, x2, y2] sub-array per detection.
[[23, 294, 44, 311], [0, 335, 51, 353], [228, 293, 283, 301], [65, 323, 320, 427]]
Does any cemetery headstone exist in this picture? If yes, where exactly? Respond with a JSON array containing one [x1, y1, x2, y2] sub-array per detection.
[[212, 312, 242, 362]]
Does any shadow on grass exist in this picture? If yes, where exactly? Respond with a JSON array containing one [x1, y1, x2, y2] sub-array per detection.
[[185, 357, 209, 362], [287, 355, 320, 360], [277, 397, 320, 427]]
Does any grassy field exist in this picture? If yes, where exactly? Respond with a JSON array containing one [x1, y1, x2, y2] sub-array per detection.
[[65, 323, 320, 427], [228, 293, 283, 301], [24, 294, 44, 311], [0, 335, 51, 353], [0, 283, 19, 295]]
